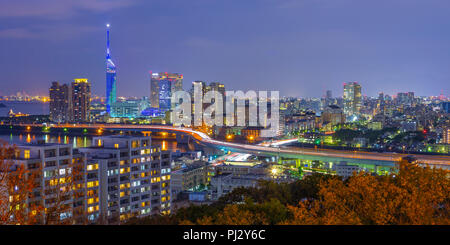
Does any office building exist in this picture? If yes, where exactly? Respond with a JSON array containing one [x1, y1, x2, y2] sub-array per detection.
[[150, 72, 183, 113], [111, 99, 149, 118], [343, 82, 362, 119], [396, 92, 415, 106], [440, 102, 450, 114], [326, 90, 332, 100], [324, 90, 333, 106], [106, 24, 117, 114], [209, 82, 226, 98]]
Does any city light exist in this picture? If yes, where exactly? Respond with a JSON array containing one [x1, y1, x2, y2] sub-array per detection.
[[271, 168, 278, 175], [1, 0, 450, 229]]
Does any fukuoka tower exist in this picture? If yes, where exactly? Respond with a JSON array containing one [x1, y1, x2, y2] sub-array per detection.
[[105, 24, 117, 114]]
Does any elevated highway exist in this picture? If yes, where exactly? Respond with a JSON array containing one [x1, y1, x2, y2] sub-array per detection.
[[12, 123, 450, 168]]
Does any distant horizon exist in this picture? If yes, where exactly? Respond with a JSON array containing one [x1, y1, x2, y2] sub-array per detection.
[[0, 86, 447, 100]]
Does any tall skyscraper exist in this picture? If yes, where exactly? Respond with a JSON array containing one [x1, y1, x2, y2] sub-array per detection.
[[150, 72, 183, 113], [343, 82, 362, 119], [324, 90, 333, 107], [49, 81, 72, 123], [209, 82, 226, 98], [396, 92, 415, 106], [326, 90, 332, 100], [106, 24, 117, 114], [72, 79, 91, 122]]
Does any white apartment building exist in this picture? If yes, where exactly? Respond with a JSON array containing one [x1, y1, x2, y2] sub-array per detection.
[[79, 135, 172, 224], [336, 161, 361, 179], [6, 135, 172, 225], [9, 141, 76, 224], [209, 173, 271, 201]]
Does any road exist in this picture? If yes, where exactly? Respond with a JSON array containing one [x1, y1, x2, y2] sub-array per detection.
[[16, 123, 450, 167]]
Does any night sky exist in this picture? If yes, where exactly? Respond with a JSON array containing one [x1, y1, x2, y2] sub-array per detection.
[[0, 0, 449, 98]]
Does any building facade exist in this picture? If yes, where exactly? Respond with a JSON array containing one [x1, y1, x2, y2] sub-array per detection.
[[49, 82, 72, 123], [9, 142, 78, 224], [71, 79, 91, 122], [343, 82, 362, 119], [79, 135, 172, 224], [150, 72, 183, 113]]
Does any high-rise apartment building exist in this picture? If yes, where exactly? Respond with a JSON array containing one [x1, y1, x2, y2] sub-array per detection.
[[7, 135, 172, 225], [79, 135, 172, 224], [49, 82, 72, 123], [443, 127, 450, 144], [72, 79, 91, 122], [48, 79, 91, 123], [150, 72, 183, 113], [9, 142, 79, 224], [106, 24, 117, 114], [343, 82, 362, 119]]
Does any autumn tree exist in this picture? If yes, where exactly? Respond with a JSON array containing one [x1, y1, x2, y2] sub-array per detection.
[[283, 160, 450, 225], [0, 142, 41, 225], [0, 141, 86, 225]]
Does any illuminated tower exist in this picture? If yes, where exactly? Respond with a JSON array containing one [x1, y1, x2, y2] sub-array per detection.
[[106, 24, 117, 114]]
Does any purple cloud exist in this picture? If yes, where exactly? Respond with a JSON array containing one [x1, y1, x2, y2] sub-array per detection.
[[0, 0, 138, 18], [0, 28, 35, 38]]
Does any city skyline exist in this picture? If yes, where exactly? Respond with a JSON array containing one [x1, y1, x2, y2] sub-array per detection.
[[0, 1, 449, 230], [1, 0, 450, 98]]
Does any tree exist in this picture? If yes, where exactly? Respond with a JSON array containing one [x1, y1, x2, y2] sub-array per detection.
[[0, 142, 41, 225], [283, 160, 450, 225]]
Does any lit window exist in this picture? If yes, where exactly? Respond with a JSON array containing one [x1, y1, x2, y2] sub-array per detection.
[[87, 181, 98, 188], [114, 144, 119, 149], [24, 150, 30, 159], [87, 164, 98, 171]]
